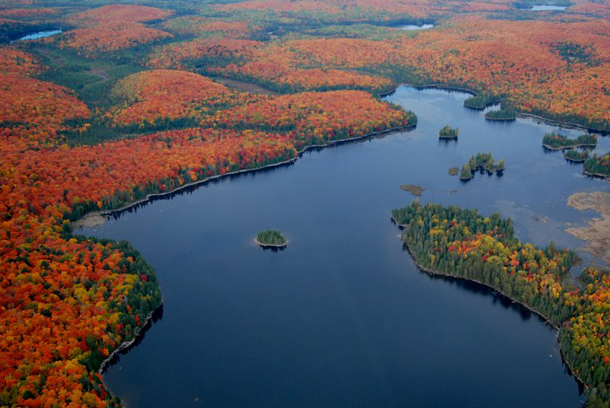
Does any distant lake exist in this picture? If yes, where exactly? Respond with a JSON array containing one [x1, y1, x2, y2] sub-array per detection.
[[399, 24, 434, 30], [531, 5, 567, 10], [11, 29, 62, 43], [79, 85, 610, 407]]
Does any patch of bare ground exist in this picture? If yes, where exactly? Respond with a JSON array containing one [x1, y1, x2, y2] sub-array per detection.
[[566, 191, 610, 265], [71, 212, 106, 229]]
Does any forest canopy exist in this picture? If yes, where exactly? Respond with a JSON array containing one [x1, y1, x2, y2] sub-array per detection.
[[1, 0, 610, 406]]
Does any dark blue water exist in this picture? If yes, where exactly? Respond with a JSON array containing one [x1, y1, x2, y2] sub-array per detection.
[[81, 86, 610, 407]]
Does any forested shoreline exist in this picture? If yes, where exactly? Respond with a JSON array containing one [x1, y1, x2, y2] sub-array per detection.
[[2, 0, 610, 406], [392, 202, 610, 407]]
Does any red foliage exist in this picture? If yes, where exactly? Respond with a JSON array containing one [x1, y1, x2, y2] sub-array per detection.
[[0, 46, 41, 76], [58, 23, 172, 53], [68, 4, 173, 27]]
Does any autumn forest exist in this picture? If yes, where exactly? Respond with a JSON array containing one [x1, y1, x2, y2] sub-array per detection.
[[1, 0, 610, 407]]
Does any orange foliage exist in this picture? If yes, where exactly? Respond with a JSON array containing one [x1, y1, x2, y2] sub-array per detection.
[[58, 4, 173, 53], [108, 70, 241, 126], [0, 74, 90, 137], [569, 1, 610, 18], [106, 70, 408, 135], [67, 4, 173, 27], [58, 23, 172, 53], [165, 39, 392, 90], [0, 8, 59, 18], [0, 46, 41, 76], [217, 0, 342, 14], [161, 17, 254, 38], [0, 63, 410, 402], [213, 15, 610, 128], [391, 16, 610, 126], [203, 90, 409, 146], [148, 38, 264, 70]]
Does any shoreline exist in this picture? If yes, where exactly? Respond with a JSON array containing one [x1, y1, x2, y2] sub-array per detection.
[[75, 124, 415, 226], [83, 79, 598, 402], [564, 156, 587, 163], [89, 124, 413, 391], [255, 238, 288, 248], [484, 116, 516, 122], [382, 83, 608, 134], [583, 170, 610, 180], [391, 216, 589, 391], [543, 143, 597, 151], [91, 124, 410, 397], [98, 300, 162, 375]]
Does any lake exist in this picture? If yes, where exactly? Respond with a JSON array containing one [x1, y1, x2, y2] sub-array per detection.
[[399, 24, 434, 30], [530, 5, 567, 11], [80, 85, 610, 407], [10, 29, 62, 43]]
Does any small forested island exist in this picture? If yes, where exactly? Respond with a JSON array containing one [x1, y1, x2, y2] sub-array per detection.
[[583, 152, 610, 178], [564, 149, 590, 163], [439, 124, 459, 139], [543, 132, 598, 150], [459, 153, 505, 180], [391, 202, 610, 405], [256, 230, 288, 247], [484, 109, 517, 121], [463, 93, 500, 110]]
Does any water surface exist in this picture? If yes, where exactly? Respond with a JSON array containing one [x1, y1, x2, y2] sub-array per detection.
[[81, 86, 610, 407], [530, 5, 567, 11], [399, 24, 434, 30], [11, 29, 62, 43]]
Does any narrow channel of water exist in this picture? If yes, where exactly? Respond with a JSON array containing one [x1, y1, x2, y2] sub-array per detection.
[[81, 86, 610, 407]]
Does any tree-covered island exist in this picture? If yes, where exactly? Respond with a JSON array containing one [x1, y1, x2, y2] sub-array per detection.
[[256, 230, 288, 247], [459, 153, 505, 180], [439, 124, 459, 139], [583, 152, 610, 179], [543, 132, 598, 151], [564, 149, 590, 163], [484, 109, 517, 121]]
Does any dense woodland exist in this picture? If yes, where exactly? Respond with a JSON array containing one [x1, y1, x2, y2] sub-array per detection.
[[564, 148, 590, 163], [543, 132, 598, 150], [484, 108, 517, 121], [256, 230, 288, 246], [0, 0, 609, 406], [392, 202, 610, 406], [459, 153, 505, 180], [584, 152, 610, 178], [438, 124, 458, 139]]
